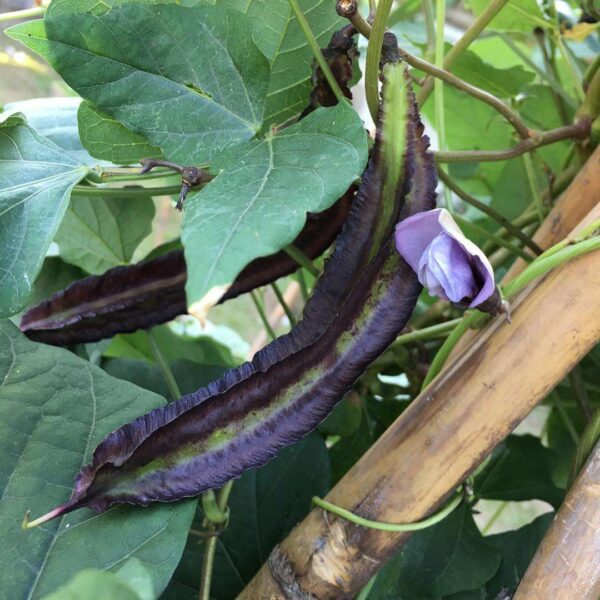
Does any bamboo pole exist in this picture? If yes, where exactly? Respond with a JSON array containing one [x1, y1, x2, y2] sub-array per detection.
[[239, 220, 600, 597], [514, 441, 600, 600]]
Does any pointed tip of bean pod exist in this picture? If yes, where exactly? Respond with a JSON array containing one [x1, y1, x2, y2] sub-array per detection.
[[21, 500, 79, 530]]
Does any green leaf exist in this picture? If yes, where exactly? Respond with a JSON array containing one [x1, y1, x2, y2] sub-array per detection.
[[78, 101, 161, 165], [0, 320, 195, 599], [369, 504, 501, 599], [42, 558, 154, 600], [8, 4, 270, 163], [3, 97, 101, 165], [474, 435, 565, 509], [484, 513, 553, 597], [467, 0, 552, 32], [164, 432, 331, 599], [103, 357, 232, 399], [104, 324, 237, 368], [224, 0, 344, 128], [329, 415, 373, 484], [451, 49, 535, 98], [319, 395, 363, 437], [181, 102, 367, 316], [54, 195, 155, 274], [0, 114, 88, 317]]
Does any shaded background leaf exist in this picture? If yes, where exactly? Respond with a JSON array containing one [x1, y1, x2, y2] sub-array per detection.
[[55, 195, 155, 274], [474, 434, 565, 509]]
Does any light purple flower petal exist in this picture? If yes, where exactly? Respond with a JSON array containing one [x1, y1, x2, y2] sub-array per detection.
[[418, 233, 478, 303], [395, 208, 496, 308]]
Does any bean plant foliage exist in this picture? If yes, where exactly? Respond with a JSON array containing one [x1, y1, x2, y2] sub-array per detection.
[[0, 0, 598, 599]]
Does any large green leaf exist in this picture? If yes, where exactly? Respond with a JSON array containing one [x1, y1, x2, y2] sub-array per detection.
[[0, 115, 88, 317], [224, 0, 344, 128], [369, 504, 501, 599], [0, 320, 195, 599], [77, 101, 161, 165], [8, 4, 270, 164], [474, 434, 565, 509], [54, 195, 155, 274], [181, 102, 367, 316], [163, 432, 331, 599], [104, 324, 237, 368]]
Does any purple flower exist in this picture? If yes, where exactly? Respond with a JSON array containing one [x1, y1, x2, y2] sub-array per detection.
[[395, 208, 496, 308]]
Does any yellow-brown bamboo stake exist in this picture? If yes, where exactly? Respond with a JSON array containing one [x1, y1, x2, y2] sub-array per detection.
[[514, 441, 600, 600], [239, 223, 600, 598]]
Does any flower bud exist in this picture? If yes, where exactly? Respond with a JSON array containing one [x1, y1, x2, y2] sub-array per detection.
[[395, 208, 505, 315]]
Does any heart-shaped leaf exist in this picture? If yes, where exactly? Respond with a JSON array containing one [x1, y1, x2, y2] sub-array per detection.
[[0, 320, 195, 599], [55, 195, 155, 274], [224, 0, 344, 128], [0, 115, 88, 317], [8, 3, 270, 163], [181, 101, 367, 317]]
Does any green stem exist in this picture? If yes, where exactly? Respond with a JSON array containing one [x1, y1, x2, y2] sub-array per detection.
[[312, 488, 463, 532], [454, 215, 534, 262], [569, 365, 593, 421], [555, 34, 586, 103], [434, 121, 590, 163], [569, 411, 600, 484], [503, 235, 600, 298], [296, 269, 309, 302], [394, 318, 462, 347], [421, 313, 479, 389], [0, 6, 45, 22], [271, 282, 297, 326], [356, 575, 377, 600], [551, 391, 579, 445], [400, 49, 531, 139], [146, 329, 181, 400], [365, 0, 394, 120], [422, 0, 436, 63], [199, 481, 234, 600], [433, 0, 453, 213], [438, 170, 542, 254], [73, 184, 182, 198], [288, 0, 345, 102], [522, 152, 545, 222], [199, 535, 217, 600], [250, 291, 276, 341], [417, 0, 509, 105], [284, 244, 320, 276]]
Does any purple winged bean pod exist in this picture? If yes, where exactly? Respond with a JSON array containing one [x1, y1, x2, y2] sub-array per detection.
[[395, 208, 506, 315]]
